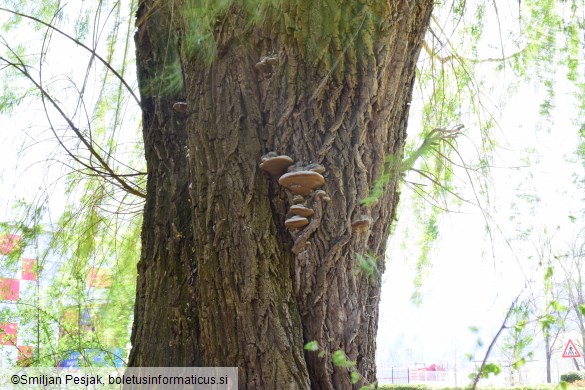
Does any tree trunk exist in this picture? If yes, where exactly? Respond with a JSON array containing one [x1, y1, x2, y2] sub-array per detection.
[[128, 0, 202, 367], [129, 1, 434, 388]]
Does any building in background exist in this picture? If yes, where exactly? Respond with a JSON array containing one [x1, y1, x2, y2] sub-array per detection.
[[0, 229, 125, 368]]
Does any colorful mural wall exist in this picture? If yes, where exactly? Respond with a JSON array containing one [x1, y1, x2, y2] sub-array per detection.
[[0, 232, 124, 367], [0, 234, 36, 366]]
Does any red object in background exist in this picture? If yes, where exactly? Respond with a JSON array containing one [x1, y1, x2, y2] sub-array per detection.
[[0, 323, 17, 345], [412, 363, 447, 372], [21, 258, 37, 281], [17, 345, 33, 366], [0, 234, 21, 255], [425, 364, 446, 371], [0, 278, 19, 300], [562, 339, 582, 358]]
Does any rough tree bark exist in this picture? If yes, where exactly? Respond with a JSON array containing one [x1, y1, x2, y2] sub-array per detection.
[[129, 1, 433, 388], [128, 1, 201, 367]]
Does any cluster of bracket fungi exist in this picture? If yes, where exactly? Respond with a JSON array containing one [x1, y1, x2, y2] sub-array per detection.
[[259, 152, 328, 230], [255, 55, 278, 78]]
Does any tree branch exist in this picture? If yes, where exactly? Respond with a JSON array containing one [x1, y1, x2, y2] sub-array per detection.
[[0, 6, 140, 106], [0, 52, 146, 199]]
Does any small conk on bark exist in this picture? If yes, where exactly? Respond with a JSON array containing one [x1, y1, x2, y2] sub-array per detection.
[[255, 55, 278, 78], [351, 215, 372, 232], [259, 155, 294, 176], [287, 162, 304, 172], [292, 195, 305, 204], [288, 204, 314, 218], [260, 152, 279, 162], [305, 163, 326, 174], [315, 190, 331, 202], [285, 215, 309, 229], [279, 170, 325, 196], [173, 102, 188, 113]]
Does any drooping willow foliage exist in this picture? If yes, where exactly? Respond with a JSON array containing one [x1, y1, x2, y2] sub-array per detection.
[[0, 0, 142, 366], [396, 0, 585, 304]]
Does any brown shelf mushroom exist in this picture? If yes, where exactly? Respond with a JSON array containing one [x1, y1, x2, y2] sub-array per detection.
[[173, 102, 188, 113], [351, 215, 372, 232], [255, 61, 271, 73], [264, 56, 278, 66], [259, 155, 294, 176], [278, 170, 325, 195], [292, 195, 305, 204], [285, 215, 309, 229], [287, 162, 304, 172], [255, 55, 278, 78], [260, 152, 278, 162], [289, 205, 314, 218], [314, 190, 331, 202], [305, 163, 326, 174]]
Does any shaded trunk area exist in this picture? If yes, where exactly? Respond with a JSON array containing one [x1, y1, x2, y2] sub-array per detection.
[[130, 1, 433, 388], [128, 1, 201, 366]]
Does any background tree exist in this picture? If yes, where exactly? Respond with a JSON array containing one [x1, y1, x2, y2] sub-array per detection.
[[557, 233, 585, 370], [537, 233, 569, 383]]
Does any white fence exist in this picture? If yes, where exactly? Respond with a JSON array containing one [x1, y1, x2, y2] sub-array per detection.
[[377, 367, 452, 385], [378, 360, 580, 386]]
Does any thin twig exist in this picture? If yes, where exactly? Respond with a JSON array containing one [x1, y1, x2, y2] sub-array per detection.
[[472, 296, 520, 390], [0, 6, 140, 105], [0, 52, 146, 199]]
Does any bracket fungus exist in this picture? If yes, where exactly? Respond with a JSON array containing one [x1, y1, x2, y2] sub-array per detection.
[[287, 162, 304, 173], [278, 171, 325, 196], [255, 55, 278, 77], [259, 155, 294, 176], [351, 215, 372, 232], [264, 56, 278, 66], [288, 204, 314, 218], [314, 190, 331, 202], [173, 102, 188, 113], [285, 215, 309, 229], [305, 163, 326, 174], [292, 195, 305, 204], [260, 152, 278, 161]]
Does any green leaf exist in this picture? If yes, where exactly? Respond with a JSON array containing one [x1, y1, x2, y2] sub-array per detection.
[[482, 362, 501, 377], [512, 357, 526, 370], [540, 313, 556, 331], [304, 340, 319, 351], [331, 350, 354, 368], [514, 323, 524, 332], [350, 371, 360, 384], [551, 300, 568, 313]]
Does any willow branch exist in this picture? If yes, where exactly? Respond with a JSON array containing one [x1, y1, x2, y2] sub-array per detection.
[[0, 7, 140, 106], [0, 54, 146, 199]]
